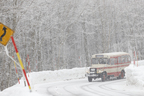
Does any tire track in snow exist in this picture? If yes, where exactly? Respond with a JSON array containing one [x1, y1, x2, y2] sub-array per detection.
[[98, 79, 131, 96], [80, 83, 110, 96], [47, 85, 56, 96], [47, 81, 82, 96], [63, 84, 82, 96], [46, 78, 131, 96]]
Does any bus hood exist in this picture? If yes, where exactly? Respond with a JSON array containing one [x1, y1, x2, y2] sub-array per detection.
[[91, 64, 106, 68]]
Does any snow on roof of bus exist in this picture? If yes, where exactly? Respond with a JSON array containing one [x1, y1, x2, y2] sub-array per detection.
[[92, 52, 129, 57]]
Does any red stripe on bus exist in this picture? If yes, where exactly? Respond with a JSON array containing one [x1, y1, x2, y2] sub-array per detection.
[[107, 72, 121, 77], [97, 64, 130, 69], [114, 62, 131, 65]]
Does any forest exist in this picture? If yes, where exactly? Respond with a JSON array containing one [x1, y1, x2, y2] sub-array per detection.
[[0, 0, 144, 91]]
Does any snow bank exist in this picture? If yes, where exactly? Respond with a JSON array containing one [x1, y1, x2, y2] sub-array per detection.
[[125, 60, 144, 89], [28, 68, 86, 86], [0, 67, 87, 96]]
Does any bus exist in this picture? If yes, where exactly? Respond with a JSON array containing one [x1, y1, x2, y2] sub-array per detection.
[[87, 52, 131, 82]]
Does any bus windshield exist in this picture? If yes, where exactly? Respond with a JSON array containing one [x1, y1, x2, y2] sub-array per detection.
[[91, 58, 109, 64]]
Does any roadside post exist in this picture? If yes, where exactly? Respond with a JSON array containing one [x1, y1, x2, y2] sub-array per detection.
[[26, 55, 31, 77], [12, 56, 20, 84], [11, 36, 32, 92], [0, 22, 32, 92], [4, 46, 26, 87], [133, 51, 135, 65], [137, 52, 138, 67], [27, 55, 31, 72]]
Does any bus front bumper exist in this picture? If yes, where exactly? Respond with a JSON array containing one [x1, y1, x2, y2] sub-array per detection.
[[87, 73, 101, 78]]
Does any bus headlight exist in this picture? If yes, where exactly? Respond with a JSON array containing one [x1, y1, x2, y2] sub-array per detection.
[[97, 70, 103, 73]]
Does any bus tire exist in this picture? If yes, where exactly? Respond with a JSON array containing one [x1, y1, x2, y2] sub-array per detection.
[[88, 77, 92, 82], [101, 72, 107, 82], [107, 76, 110, 80], [119, 70, 125, 79]]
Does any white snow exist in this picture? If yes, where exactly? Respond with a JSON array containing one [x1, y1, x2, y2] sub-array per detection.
[[0, 67, 86, 96], [125, 60, 144, 89], [30, 68, 86, 85], [0, 61, 144, 96]]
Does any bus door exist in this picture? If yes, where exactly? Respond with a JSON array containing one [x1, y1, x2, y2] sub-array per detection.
[[117, 56, 121, 76], [110, 57, 117, 77], [114, 57, 118, 77]]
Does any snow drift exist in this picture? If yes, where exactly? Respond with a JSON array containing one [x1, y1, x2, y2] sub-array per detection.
[[125, 60, 144, 89], [29, 68, 86, 86]]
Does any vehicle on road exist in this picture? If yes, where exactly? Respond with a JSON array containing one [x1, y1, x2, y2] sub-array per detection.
[[87, 52, 131, 82]]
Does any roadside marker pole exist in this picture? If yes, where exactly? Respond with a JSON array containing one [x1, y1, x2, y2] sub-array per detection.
[[27, 55, 31, 73], [12, 56, 20, 84], [26, 55, 31, 77], [137, 52, 138, 67], [26, 56, 29, 77], [134, 51, 135, 65], [4, 46, 26, 86], [35, 60, 38, 71], [11, 36, 32, 92], [79, 56, 81, 67]]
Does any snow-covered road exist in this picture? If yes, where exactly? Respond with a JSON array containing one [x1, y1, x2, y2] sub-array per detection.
[[1, 63, 144, 96], [34, 78, 144, 96]]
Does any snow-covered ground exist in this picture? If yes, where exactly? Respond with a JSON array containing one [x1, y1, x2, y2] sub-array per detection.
[[0, 68, 87, 96], [0, 61, 144, 96], [125, 60, 144, 89]]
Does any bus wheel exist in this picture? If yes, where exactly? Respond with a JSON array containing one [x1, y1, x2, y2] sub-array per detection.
[[101, 72, 106, 82], [120, 71, 125, 79], [88, 77, 92, 82], [107, 76, 110, 80]]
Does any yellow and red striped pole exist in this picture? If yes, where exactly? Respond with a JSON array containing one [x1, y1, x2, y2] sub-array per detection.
[[11, 36, 32, 92], [12, 56, 20, 84]]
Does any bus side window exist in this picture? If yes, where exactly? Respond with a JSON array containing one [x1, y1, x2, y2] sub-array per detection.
[[107, 59, 110, 65], [115, 57, 118, 64], [118, 56, 121, 64], [121, 56, 125, 63], [110, 58, 114, 65], [125, 55, 128, 63], [128, 56, 131, 62]]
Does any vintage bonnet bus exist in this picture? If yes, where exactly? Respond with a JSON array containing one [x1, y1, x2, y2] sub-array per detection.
[[87, 52, 131, 82]]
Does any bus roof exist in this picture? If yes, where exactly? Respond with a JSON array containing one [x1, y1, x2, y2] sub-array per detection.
[[92, 52, 129, 58]]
